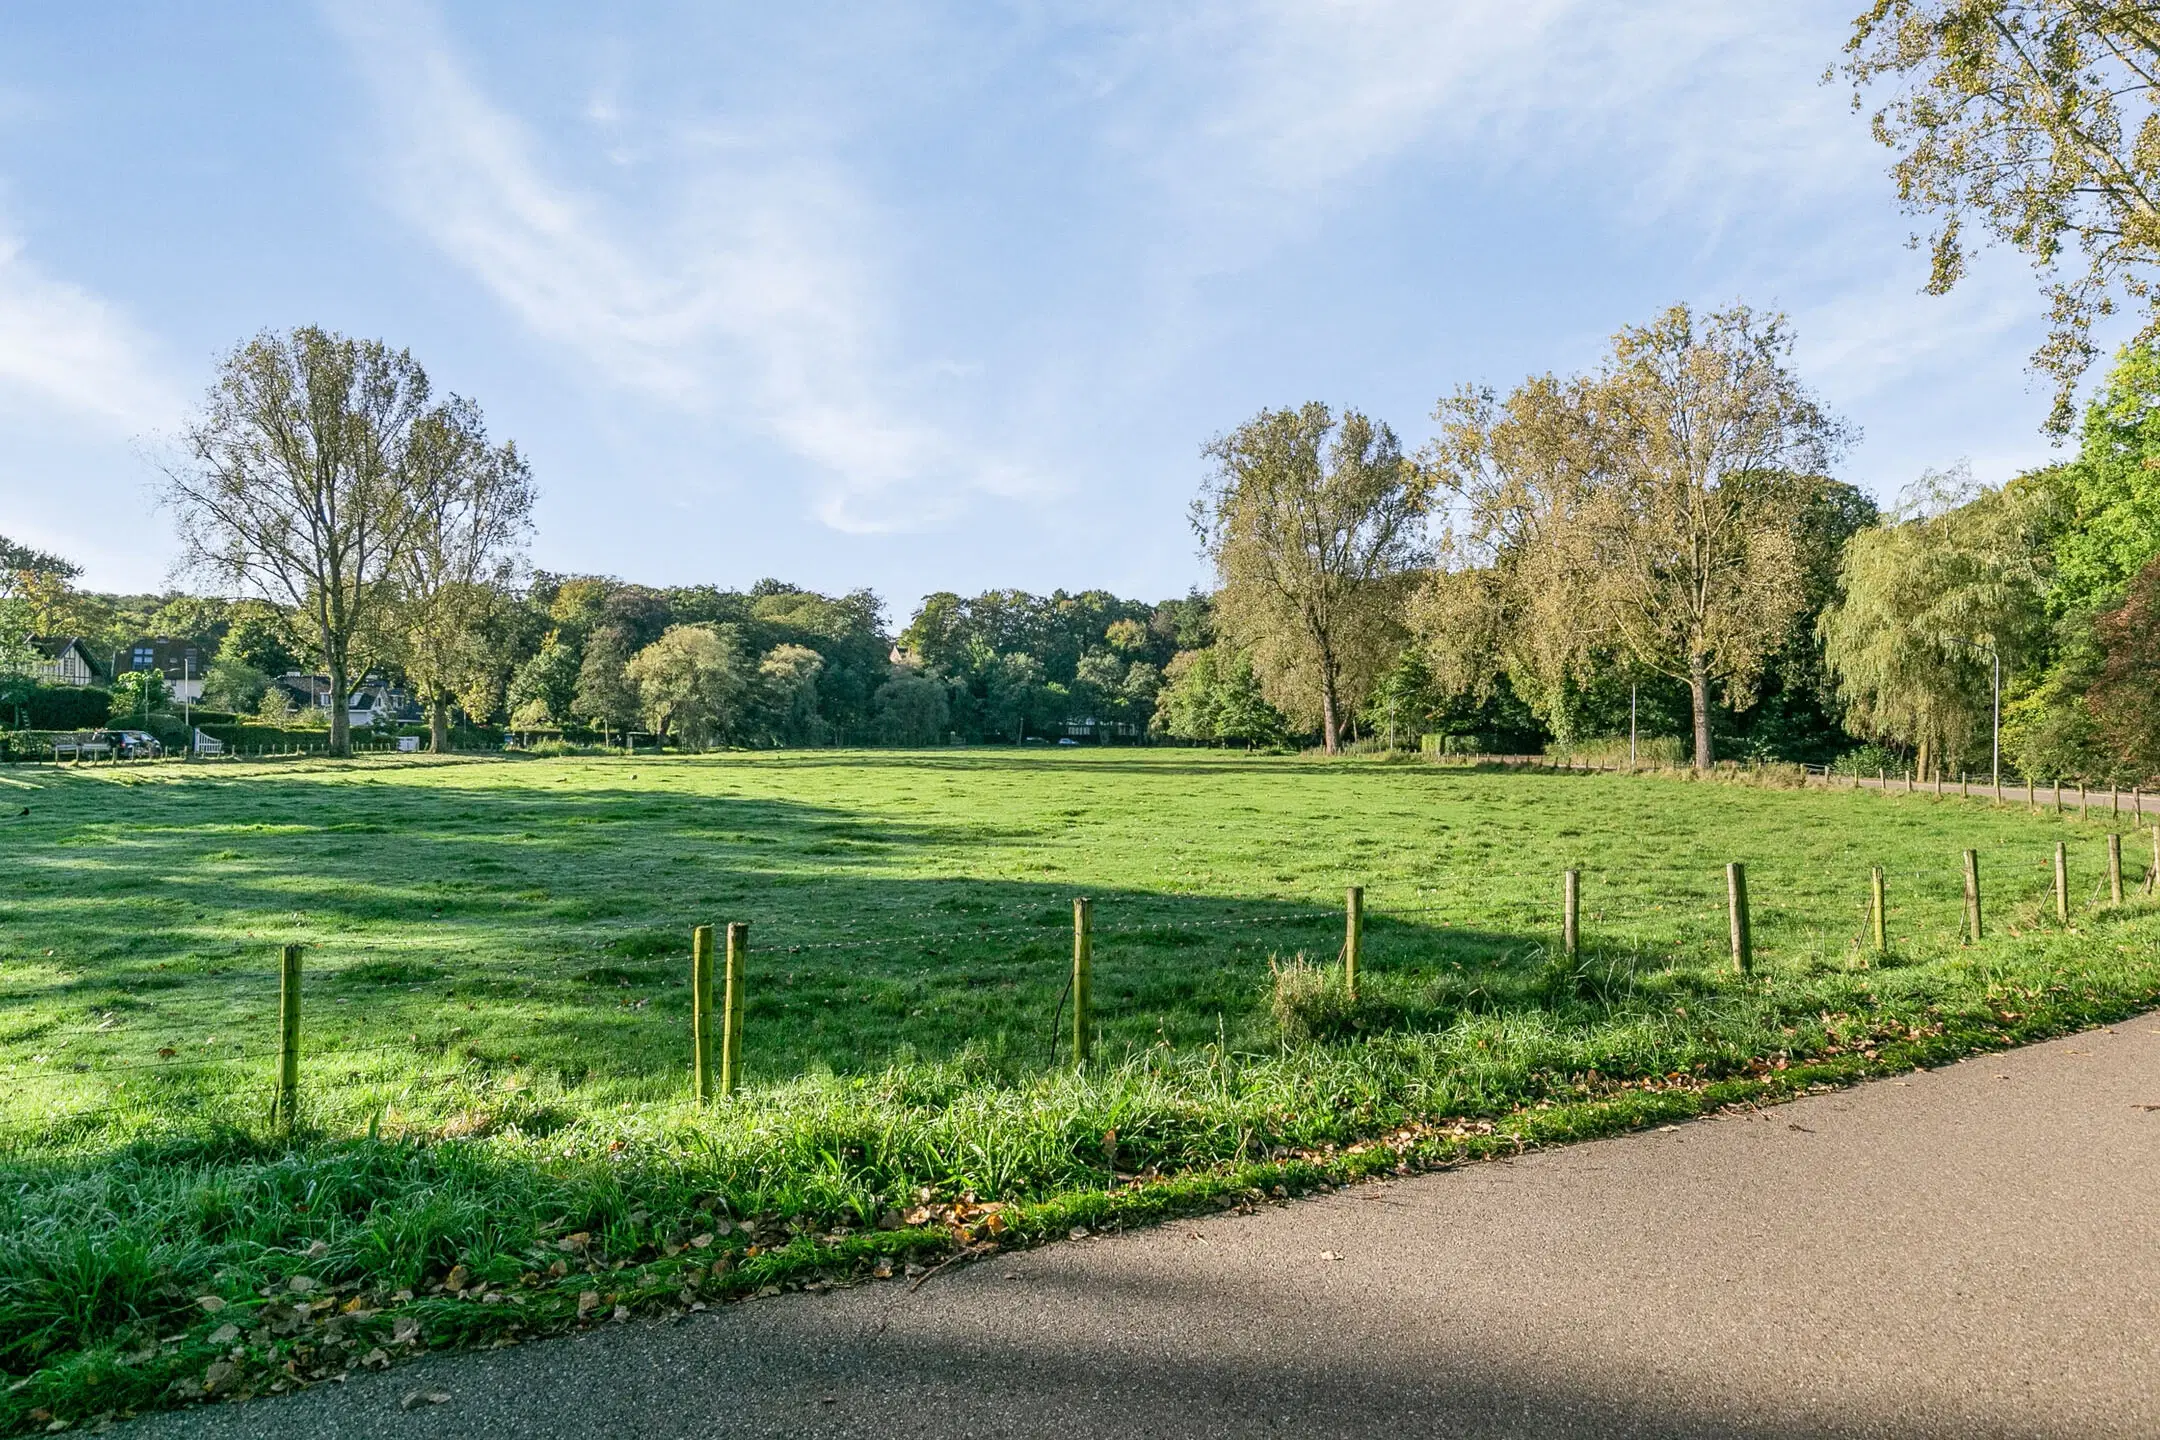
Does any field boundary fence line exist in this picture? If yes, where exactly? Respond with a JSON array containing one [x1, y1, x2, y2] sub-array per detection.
[[9, 821, 2156, 1155]]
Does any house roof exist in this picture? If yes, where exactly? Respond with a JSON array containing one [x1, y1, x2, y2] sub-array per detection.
[[28, 636, 95, 662]]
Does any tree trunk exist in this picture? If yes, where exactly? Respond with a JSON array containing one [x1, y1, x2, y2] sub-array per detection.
[[1688, 654, 1713, 771], [326, 654, 351, 758], [1320, 682, 1340, 755], [429, 697, 451, 754]]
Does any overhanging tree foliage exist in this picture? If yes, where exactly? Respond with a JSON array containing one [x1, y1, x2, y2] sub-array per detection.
[[1845, 0, 2160, 432]]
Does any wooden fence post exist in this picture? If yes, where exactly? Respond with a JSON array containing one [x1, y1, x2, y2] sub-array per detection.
[[1961, 772, 1970, 799], [276, 944, 302, 1134], [1563, 869, 1580, 960], [2055, 842, 2070, 926], [1963, 849, 1983, 944], [2026, 778, 2035, 811], [1071, 898, 1093, 1066], [1870, 866, 1887, 960], [2109, 832, 2124, 905], [2081, 782, 2090, 820], [2151, 825, 2159, 897], [691, 925, 714, 1105], [1726, 863, 1751, 974], [1344, 886, 1364, 1001], [721, 922, 747, 1096]]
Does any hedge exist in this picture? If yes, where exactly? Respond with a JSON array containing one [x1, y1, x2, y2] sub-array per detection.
[[12, 686, 111, 730]]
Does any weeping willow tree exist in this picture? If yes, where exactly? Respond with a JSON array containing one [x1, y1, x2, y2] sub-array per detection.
[[1819, 471, 2050, 776]]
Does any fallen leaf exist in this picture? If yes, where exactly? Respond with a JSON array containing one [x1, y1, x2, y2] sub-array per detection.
[[194, 1296, 226, 1314], [1318, 1251, 1342, 1262], [287, 1276, 319, 1294], [576, 1291, 601, 1317], [558, 1233, 590, 1253], [689, 1233, 713, 1249], [1068, 1227, 1090, 1241], [443, 1265, 469, 1293], [610, 1305, 630, 1322], [400, 1390, 451, 1411], [208, 1324, 239, 1345], [391, 1317, 421, 1345]]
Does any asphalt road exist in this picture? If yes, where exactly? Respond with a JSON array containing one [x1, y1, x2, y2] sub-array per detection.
[[132, 1017, 2160, 1439]]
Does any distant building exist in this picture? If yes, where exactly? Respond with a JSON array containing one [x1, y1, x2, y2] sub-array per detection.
[[272, 672, 422, 729], [115, 638, 208, 703], [26, 637, 102, 687]]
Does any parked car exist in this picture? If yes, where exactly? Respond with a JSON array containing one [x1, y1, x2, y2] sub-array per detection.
[[111, 730, 164, 759]]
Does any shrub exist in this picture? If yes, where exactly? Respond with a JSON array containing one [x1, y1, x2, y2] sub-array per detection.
[[1830, 742, 1908, 778], [1268, 954, 1362, 1044]]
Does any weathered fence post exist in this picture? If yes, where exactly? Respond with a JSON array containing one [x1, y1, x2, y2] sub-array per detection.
[[2026, 778, 2035, 810], [1870, 866, 1887, 960], [1726, 863, 1751, 974], [1071, 898, 1093, 1066], [2081, 782, 2090, 820], [1963, 849, 1983, 944], [1563, 869, 1580, 960], [1962, 772, 1970, 799], [691, 925, 715, 1105], [721, 922, 747, 1096], [276, 944, 302, 1134], [2109, 832, 2125, 905], [2055, 842, 2070, 926], [2151, 825, 2159, 897], [1344, 886, 1364, 1001]]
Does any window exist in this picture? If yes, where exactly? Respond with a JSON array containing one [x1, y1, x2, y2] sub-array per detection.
[[132, 647, 154, 669]]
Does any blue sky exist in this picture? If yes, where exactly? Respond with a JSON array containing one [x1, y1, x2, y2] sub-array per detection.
[[0, 2, 2084, 620]]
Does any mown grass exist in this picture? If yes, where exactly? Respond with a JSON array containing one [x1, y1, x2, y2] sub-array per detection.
[[0, 749, 2155, 1431]]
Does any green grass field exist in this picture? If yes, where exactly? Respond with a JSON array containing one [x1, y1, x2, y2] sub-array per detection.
[[3, 749, 2157, 1429]]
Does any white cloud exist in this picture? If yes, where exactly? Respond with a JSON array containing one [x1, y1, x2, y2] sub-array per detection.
[[0, 231, 179, 433], [325, 0, 1041, 534]]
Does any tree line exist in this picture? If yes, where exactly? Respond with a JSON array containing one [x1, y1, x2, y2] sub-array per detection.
[[5, 306, 2154, 778]]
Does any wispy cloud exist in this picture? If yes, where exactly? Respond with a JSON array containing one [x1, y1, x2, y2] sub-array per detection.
[[325, 0, 1041, 533], [0, 230, 179, 433]]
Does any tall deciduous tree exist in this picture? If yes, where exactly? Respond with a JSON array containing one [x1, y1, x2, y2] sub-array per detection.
[[1844, 1, 2160, 431], [1588, 305, 1847, 767], [626, 624, 747, 750], [1428, 306, 1846, 767], [571, 627, 641, 745], [1419, 375, 1604, 738], [396, 398, 536, 752], [168, 328, 433, 756], [1195, 403, 1431, 753]]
